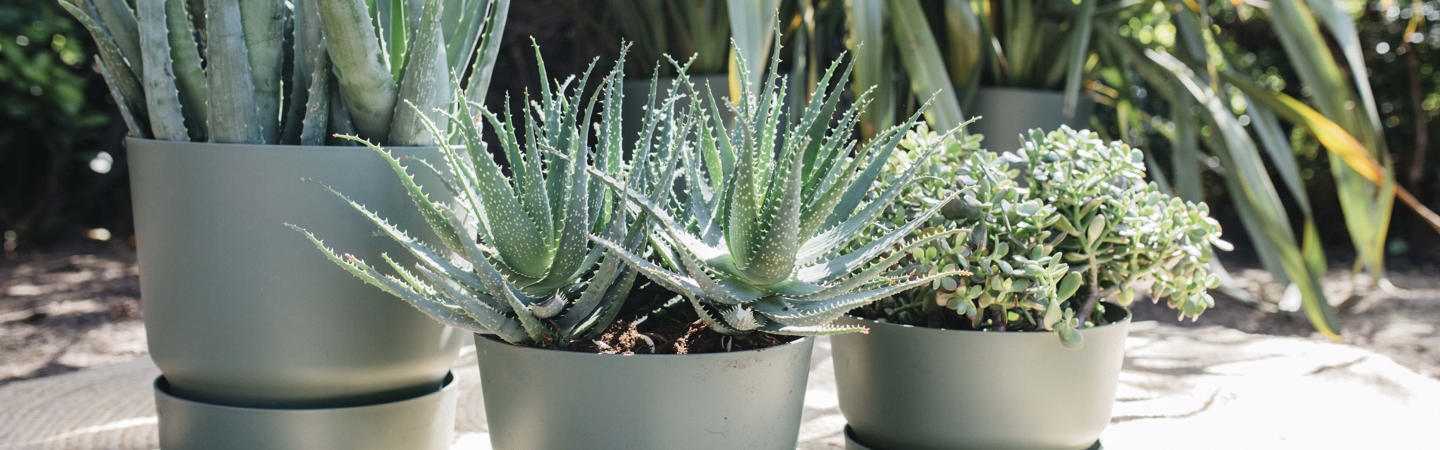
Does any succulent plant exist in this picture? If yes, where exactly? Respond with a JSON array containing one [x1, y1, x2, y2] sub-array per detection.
[[862, 126, 1229, 347], [590, 46, 965, 336], [291, 47, 678, 347], [61, 0, 507, 145]]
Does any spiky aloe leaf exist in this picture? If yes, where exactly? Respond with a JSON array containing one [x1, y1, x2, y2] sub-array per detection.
[[317, 0, 398, 142], [135, 0, 187, 141], [203, 0, 261, 143], [389, 0, 450, 146], [240, 0, 283, 143]]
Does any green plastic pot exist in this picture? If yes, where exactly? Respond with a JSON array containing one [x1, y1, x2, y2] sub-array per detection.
[[963, 86, 1093, 152], [832, 304, 1130, 450], [127, 138, 464, 408], [475, 334, 814, 450]]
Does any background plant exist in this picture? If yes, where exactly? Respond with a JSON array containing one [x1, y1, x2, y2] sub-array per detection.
[[294, 48, 674, 348], [60, 0, 508, 145], [1, 0, 122, 249], [591, 45, 964, 337], [861, 127, 1227, 348]]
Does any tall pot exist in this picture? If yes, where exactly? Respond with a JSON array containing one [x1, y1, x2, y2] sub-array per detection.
[[832, 304, 1130, 450], [475, 334, 815, 450], [963, 86, 1093, 152], [128, 139, 464, 447]]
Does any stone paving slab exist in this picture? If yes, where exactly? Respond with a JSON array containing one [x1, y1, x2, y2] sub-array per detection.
[[1, 321, 1436, 449]]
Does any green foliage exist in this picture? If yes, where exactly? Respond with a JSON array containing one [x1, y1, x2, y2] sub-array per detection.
[[60, 0, 509, 145], [592, 45, 963, 336], [0, 0, 114, 247], [861, 127, 1227, 348], [293, 49, 662, 347]]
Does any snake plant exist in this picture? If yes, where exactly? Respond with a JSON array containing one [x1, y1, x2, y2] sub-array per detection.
[[590, 46, 965, 336], [291, 47, 677, 347], [61, 0, 507, 146]]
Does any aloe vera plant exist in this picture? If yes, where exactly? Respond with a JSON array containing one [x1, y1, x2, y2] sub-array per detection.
[[61, 0, 508, 146], [589, 46, 965, 336], [291, 47, 686, 347], [859, 127, 1227, 347]]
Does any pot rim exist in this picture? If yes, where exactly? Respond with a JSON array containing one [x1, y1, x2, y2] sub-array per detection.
[[474, 333, 813, 360], [847, 300, 1131, 336]]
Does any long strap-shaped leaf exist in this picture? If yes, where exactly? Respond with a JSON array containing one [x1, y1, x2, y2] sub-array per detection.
[[241, 0, 284, 144]]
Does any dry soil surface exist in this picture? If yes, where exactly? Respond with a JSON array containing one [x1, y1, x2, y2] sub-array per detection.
[[1, 242, 1437, 386]]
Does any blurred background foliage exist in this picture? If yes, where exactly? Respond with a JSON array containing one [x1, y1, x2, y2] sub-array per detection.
[[4, 0, 1438, 276], [1, 0, 128, 251]]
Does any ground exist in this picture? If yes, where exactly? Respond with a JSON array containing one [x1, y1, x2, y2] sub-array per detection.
[[1, 241, 1437, 386]]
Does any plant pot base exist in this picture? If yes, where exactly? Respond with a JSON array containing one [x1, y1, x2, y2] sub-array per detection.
[[153, 372, 457, 450], [844, 425, 1103, 450]]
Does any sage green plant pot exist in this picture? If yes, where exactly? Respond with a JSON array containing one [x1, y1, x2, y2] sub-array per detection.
[[475, 334, 815, 450], [153, 372, 457, 450], [127, 138, 464, 407], [963, 86, 1093, 152], [832, 304, 1130, 450]]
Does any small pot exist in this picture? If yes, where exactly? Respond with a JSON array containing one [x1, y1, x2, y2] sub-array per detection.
[[475, 334, 814, 450], [832, 304, 1130, 450], [962, 86, 1093, 152]]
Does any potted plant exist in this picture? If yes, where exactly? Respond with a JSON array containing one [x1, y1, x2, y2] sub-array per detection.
[[832, 126, 1228, 449], [61, 0, 506, 448], [848, 0, 1098, 150], [297, 43, 958, 448]]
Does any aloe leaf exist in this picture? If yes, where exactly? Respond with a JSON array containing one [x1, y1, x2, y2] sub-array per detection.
[[318, 0, 398, 141], [89, 0, 141, 76], [92, 57, 145, 135], [339, 136, 466, 250], [797, 228, 966, 301], [590, 234, 708, 301], [389, 0, 450, 146], [241, 0, 284, 143], [162, 0, 206, 139], [135, 0, 188, 141], [289, 225, 498, 338], [451, 98, 549, 279], [60, 1, 148, 136], [203, 0, 261, 143], [461, 0, 508, 103], [743, 146, 803, 285], [757, 269, 967, 327], [299, 50, 333, 146], [760, 322, 867, 336], [726, 0, 781, 101]]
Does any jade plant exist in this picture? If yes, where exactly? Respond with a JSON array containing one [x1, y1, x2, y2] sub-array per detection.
[[291, 48, 677, 347], [859, 126, 1228, 347], [590, 47, 966, 336], [61, 0, 507, 145]]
